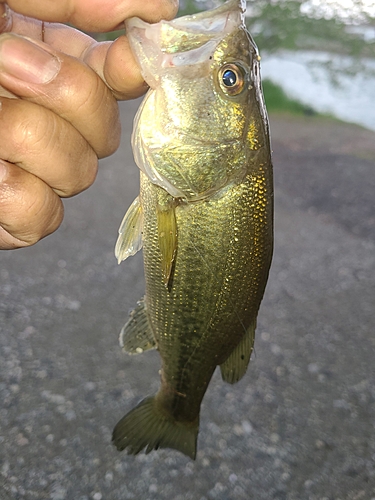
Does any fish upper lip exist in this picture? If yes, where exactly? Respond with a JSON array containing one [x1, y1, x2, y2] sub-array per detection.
[[125, 0, 246, 80], [160, 0, 246, 32], [126, 0, 246, 34]]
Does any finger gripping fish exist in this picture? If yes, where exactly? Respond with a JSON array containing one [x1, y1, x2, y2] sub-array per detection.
[[112, 0, 273, 460]]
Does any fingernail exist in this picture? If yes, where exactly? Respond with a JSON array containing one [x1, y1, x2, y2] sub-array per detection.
[[0, 34, 60, 84]]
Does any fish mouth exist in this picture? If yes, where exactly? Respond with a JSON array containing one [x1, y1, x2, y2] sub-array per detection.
[[125, 0, 246, 87]]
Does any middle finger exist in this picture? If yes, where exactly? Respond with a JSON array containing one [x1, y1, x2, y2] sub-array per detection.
[[0, 96, 98, 197]]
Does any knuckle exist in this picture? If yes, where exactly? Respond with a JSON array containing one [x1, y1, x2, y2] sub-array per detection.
[[59, 64, 102, 116], [0, 169, 63, 245], [148, 0, 179, 21], [55, 150, 98, 198], [84, 156, 99, 190], [10, 117, 36, 155], [58, 64, 120, 156], [6, 101, 52, 157], [76, 153, 98, 194], [0, 226, 30, 249], [161, 0, 179, 20], [17, 194, 63, 245]]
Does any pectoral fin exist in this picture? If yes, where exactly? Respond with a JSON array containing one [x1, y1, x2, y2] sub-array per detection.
[[220, 319, 256, 384], [115, 196, 143, 264], [120, 298, 156, 354], [157, 203, 177, 288]]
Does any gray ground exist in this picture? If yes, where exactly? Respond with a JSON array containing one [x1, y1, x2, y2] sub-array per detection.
[[1, 101, 375, 500]]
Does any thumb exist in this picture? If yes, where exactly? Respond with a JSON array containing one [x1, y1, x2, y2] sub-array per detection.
[[83, 36, 149, 101]]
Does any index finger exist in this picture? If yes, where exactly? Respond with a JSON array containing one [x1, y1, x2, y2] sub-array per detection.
[[1, 11, 148, 101], [0, 1, 179, 100], [0, 0, 179, 31]]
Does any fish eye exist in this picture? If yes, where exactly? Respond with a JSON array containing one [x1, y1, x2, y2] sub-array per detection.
[[222, 69, 237, 87], [218, 63, 246, 96]]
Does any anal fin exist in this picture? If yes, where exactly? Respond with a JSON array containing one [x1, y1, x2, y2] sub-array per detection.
[[120, 298, 156, 355], [220, 319, 256, 384]]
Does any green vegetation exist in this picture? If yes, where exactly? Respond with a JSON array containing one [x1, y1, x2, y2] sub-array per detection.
[[93, 1, 375, 68], [94, 29, 125, 42], [246, 0, 375, 57], [262, 79, 341, 121], [89, 1, 375, 119], [179, 0, 375, 82], [262, 79, 315, 115]]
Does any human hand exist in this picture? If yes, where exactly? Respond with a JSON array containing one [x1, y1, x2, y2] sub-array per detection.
[[0, 0, 178, 249]]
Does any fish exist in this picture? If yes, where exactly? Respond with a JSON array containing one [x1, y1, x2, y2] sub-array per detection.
[[112, 0, 273, 460]]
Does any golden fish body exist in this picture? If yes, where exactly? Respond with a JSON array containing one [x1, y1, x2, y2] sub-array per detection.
[[113, 0, 273, 459]]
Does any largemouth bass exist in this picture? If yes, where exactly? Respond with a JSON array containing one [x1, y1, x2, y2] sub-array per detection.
[[112, 0, 273, 459]]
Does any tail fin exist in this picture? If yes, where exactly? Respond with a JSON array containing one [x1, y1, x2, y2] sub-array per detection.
[[112, 396, 198, 460]]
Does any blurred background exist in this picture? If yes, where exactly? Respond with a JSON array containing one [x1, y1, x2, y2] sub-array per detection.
[[181, 0, 375, 130], [97, 0, 375, 130], [1, 1, 375, 499]]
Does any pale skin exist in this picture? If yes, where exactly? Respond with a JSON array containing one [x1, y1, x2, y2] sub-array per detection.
[[0, 0, 179, 249]]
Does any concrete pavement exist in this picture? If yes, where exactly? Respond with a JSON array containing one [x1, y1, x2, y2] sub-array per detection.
[[1, 101, 375, 499]]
